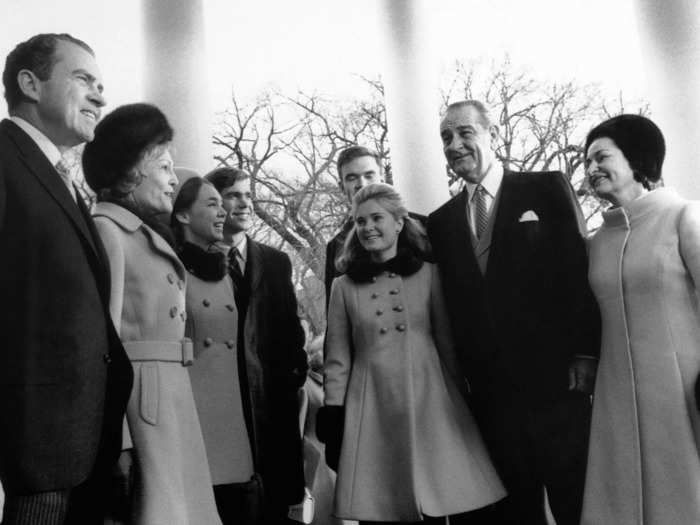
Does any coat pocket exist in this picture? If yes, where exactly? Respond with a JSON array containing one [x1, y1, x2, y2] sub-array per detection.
[[139, 363, 159, 425]]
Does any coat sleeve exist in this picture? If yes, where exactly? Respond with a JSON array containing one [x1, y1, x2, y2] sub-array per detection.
[[0, 162, 5, 232], [279, 252, 309, 387], [429, 265, 464, 388], [547, 172, 601, 360], [324, 278, 353, 406], [679, 202, 700, 288], [93, 217, 133, 450]]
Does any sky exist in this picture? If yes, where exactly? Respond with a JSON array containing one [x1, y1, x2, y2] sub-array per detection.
[[1, 0, 647, 118]]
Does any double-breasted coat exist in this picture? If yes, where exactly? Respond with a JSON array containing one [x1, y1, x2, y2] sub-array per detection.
[[93, 202, 221, 525], [325, 261, 505, 522], [582, 188, 700, 525]]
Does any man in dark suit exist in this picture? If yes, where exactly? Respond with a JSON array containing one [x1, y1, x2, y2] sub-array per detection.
[[205, 167, 308, 525], [427, 100, 601, 525], [324, 146, 385, 307], [0, 34, 133, 524]]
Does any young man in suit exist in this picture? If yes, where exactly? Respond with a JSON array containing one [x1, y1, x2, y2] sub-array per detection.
[[427, 100, 601, 525], [0, 34, 133, 524], [324, 146, 384, 307], [205, 167, 308, 524]]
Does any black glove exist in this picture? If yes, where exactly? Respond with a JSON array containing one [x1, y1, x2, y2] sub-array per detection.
[[107, 449, 134, 521], [316, 405, 344, 472]]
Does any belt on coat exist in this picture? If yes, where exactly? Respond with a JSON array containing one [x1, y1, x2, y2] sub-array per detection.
[[123, 338, 194, 366]]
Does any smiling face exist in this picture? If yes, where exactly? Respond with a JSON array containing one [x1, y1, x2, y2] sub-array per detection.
[[29, 40, 105, 150], [440, 104, 497, 185], [178, 183, 226, 247], [339, 155, 383, 203], [585, 136, 641, 207], [354, 199, 404, 262], [220, 177, 253, 235], [131, 146, 177, 215]]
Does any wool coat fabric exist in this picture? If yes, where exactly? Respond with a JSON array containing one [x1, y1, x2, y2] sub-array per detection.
[[0, 119, 133, 495], [93, 202, 221, 525], [183, 264, 255, 486], [582, 188, 700, 525], [325, 262, 505, 522]]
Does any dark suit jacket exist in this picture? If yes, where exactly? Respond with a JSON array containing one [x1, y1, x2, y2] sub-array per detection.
[[237, 237, 308, 505], [0, 119, 133, 493], [427, 170, 600, 401]]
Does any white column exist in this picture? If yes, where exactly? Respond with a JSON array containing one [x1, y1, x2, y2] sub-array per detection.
[[635, 0, 700, 198], [141, 0, 212, 177], [378, 0, 448, 214]]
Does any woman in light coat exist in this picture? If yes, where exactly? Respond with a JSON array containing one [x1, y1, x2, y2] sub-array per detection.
[[582, 114, 700, 525], [171, 176, 262, 525], [319, 183, 505, 524], [83, 103, 221, 525]]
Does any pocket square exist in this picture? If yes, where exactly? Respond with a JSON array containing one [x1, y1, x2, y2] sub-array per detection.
[[519, 210, 539, 222]]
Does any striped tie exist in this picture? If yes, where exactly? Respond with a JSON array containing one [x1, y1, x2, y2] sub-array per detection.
[[55, 158, 76, 202], [473, 184, 489, 240]]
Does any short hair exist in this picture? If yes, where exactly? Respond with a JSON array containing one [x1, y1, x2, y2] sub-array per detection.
[[171, 176, 214, 248], [585, 114, 665, 189], [336, 182, 430, 272], [83, 103, 173, 200], [336, 146, 382, 179], [3, 33, 94, 111], [204, 167, 250, 193], [443, 100, 495, 129]]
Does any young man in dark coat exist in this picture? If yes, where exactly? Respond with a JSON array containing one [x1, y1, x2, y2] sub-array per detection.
[[426, 100, 601, 525], [206, 167, 308, 524], [0, 33, 133, 524]]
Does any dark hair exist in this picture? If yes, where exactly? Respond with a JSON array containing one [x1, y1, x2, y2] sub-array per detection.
[[171, 176, 214, 248], [443, 100, 495, 128], [83, 103, 173, 201], [204, 166, 249, 193], [336, 146, 382, 179], [3, 33, 94, 111], [336, 182, 430, 272], [585, 114, 665, 189]]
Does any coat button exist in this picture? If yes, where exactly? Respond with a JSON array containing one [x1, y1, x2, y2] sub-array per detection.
[[167, 273, 175, 284], [177, 280, 184, 290], [226, 340, 235, 349], [389, 288, 399, 295], [103, 353, 112, 364], [376, 309, 384, 316], [202, 299, 211, 307], [169, 306, 178, 318], [393, 305, 404, 312], [379, 327, 388, 334], [371, 292, 379, 299], [203, 337, 213, 347], [226, 304, 235, 311], [180, 311, 186, 322], [396, 324, 406, 332]]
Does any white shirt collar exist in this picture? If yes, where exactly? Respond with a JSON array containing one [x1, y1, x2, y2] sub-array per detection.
[[10, 116, 63, 167], [466, 162, 504, 201]]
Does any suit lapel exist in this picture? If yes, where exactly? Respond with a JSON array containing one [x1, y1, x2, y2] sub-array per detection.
[[446, 191, 483, 282], [2, 120, 99, 258], [245, 236, 264, 293], [485, 171, 516, 280]]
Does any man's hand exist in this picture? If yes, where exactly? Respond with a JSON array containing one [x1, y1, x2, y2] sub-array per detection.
[[108, 448, 134, 521], [568, 357, 598, 395]]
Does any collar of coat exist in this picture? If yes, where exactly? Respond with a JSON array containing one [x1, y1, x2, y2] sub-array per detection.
[[178, 242, 227, 281], [346, 246, 424, 283]]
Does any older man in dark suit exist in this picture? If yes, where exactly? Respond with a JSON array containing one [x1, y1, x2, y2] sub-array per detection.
[[427, 100, 601, 525], [205, 167, 308, 525], [0, 34, 133, 524]]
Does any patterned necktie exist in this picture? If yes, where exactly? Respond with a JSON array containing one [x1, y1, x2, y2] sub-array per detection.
[[228, 247, 244, 287], [55, 159, 76, 202], [473, 184, 489, 240]]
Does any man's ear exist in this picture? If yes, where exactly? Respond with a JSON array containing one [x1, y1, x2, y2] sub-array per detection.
[[489, 124, 500, 149], [16, 69, 41, 103]]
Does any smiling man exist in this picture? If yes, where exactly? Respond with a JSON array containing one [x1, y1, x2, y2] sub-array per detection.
[[426, 100, 601, 525], [0, 34, 133, 524], [205, 167, 308, 525]]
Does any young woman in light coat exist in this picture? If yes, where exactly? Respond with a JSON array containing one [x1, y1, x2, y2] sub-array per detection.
[[83, 104, 221, 525], [319, 183, 505, 524]]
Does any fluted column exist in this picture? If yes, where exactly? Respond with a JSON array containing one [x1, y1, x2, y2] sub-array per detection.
[[379, 0, 449, 214], [635, 0, 700, 198], [142, 0, 211, 176]]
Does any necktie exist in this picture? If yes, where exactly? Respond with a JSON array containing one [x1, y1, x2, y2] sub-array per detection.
[[228, 247, 245, 288], [473, 184, 489, 240], [55, 159, 76, 202]]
